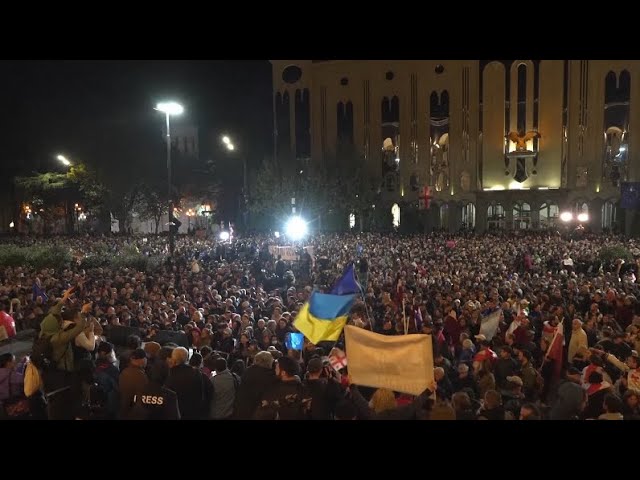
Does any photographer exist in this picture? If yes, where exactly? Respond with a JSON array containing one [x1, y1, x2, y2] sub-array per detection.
[[302, 357, 345, 420]]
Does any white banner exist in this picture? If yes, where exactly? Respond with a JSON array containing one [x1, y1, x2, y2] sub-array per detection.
[[344, 325, 433, 396], [268, 246, 314, 262]]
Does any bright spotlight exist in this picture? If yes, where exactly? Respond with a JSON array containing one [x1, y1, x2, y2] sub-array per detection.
[[222, 136, 231, 145], [219, 231, 230, 241], [155, 102, 184, 116], [560, 212, 573, 222], [227, 144, 235, 151], [9, 222, 14, 228], [274, 231, 280, 238], [57, 155, 71, 166], [577, 213, 589, 223], [285, 216, 308, 241]]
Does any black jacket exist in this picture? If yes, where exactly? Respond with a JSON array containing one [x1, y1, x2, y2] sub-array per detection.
[[256, 378, 306, 420], [128, 382, 181, 420], [164, 364, 212, 420], [235, 365, 277, 419], [494, 357, 519, 389], [302, 377, 344, 420]]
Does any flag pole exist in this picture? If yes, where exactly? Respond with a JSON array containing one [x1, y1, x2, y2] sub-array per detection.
[[542, 320, 563, 368], [402, 299, 408, 335]]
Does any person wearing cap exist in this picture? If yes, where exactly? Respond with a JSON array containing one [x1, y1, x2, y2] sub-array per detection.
[[93, 341, 120, 418], [118, 348, 149, 419], [302, 357, 344, 420]]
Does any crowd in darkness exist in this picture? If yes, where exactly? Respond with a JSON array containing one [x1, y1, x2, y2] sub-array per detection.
[[1, 230, 640, 420]]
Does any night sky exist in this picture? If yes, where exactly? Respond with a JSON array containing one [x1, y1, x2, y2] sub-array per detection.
[[0, 60, 274, 175]]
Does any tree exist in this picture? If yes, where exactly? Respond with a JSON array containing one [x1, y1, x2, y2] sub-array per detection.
[[15, 171, 76, 234], [135, 184, 169, 234]]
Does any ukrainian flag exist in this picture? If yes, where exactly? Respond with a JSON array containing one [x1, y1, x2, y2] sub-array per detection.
[[293, 291, 355, 345]]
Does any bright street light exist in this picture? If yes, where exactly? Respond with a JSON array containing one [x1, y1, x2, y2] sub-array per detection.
[[227, 144, 235, 151], [560, 212, 573, 223], [285, 216, 308, 241], [155, 100, 184, 257], [155, 101, 184, 116], [577, 213, 589, 223], [222, 136, 231, 145], [57, 155, 71, 166]]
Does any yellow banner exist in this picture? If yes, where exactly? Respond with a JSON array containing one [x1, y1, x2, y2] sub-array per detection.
[[344, 326, 433, 396]]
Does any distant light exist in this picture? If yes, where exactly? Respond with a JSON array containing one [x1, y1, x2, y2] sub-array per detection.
[[620, 146, 626, 152], [57, 155, 71, 166], [155, 102, 184, 115], [9, 222, 14, 228], [219, 231, 230, 241], [285, 216, 308, 241], [222, 136, 231, 145], [274, 231, 280, 238], [560, 212, 573, 222], [227, 144, 235, 151], [395, 158, 400, 164], [299, 170, 304, 174], [577, 213, 589, 223]]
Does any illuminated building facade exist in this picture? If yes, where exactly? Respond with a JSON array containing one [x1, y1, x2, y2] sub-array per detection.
[[270, 60, 640, 233]]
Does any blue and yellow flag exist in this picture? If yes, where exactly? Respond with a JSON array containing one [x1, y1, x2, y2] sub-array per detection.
[[293, 291, 355, 345]]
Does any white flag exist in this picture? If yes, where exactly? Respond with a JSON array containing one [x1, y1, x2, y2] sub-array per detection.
[[479, 309, 502, 341]]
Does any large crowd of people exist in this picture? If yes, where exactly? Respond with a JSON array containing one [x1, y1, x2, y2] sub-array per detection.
[[1, 230, 640, 420]]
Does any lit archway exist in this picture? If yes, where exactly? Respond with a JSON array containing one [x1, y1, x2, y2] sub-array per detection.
[[391, 203, 400, 228]]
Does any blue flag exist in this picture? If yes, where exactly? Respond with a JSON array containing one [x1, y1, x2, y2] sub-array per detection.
[[330, 262, 362, 296], [285, 332, 305, 351]]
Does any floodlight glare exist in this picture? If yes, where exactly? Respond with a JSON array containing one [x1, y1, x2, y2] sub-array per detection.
[[577, 213, 589, 223], [285, 216, 308, 241], [155, 102, 184, 116], [560, 212, 573, 222], [219, 231, 230, 241]]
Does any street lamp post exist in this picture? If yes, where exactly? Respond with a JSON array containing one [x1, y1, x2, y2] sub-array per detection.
[[221, 135, 248, 230], [155, 101, 184, 257]]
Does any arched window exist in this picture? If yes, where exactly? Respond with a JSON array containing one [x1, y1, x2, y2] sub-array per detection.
[[513, 202, 531, 230], [602, 201, 617, 230], [462, 203, 476, 229], [439, 204, 449, 230], [487, 203, 505, 230], [539, 202, 559, 229]]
